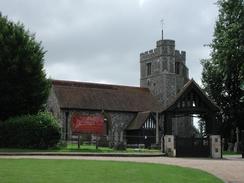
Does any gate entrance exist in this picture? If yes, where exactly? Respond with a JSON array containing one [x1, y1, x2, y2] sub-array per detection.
[[162, 79, 221, 158], [176, 137, 210, 157]]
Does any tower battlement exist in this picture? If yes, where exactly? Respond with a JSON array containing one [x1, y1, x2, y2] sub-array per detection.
[[156, 39, 175, 47], [175, 50, 186, 63], [140, 39, 177, 61], [140, 48, 160, 61]]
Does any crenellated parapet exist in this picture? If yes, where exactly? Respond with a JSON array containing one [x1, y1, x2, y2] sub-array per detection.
[[156, 39, 175, 47], [175, 50, 186, 64], [140, 48, 160, 61], [140, 39, 176, 61]]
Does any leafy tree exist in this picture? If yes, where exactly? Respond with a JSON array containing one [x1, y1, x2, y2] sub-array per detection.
[[198, 118, 207, 138], [0, 13, 50, 121], [201, 0, 244, 143]]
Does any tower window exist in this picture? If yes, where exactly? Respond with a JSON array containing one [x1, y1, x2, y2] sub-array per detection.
[[162, 59, 167, 71], [175, 62, 180, 74], [146, 63, 152, 76]]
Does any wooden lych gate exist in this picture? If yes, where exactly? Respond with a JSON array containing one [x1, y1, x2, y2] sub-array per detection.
[[162, 79, 221, 158]]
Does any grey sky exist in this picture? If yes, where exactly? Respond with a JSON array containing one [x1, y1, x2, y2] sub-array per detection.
[[0, 0, 218, 86]]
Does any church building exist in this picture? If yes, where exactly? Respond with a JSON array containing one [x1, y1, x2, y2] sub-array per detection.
[[48, 79, 163, 147], [47, 30, 198, 148]]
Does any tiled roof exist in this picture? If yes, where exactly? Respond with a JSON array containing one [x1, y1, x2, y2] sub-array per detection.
[[126, 111, 151, 130], [52, 80, 163, 112]]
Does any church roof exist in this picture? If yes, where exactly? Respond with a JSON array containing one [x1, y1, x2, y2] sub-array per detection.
[[52, 80, 163, 112], [126, 111, 151, 130]]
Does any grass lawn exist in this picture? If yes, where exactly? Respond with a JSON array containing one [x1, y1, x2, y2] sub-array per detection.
[[223, 151, 242, 155], [0, 144, 161, 153], [0, 159, 223, 183]]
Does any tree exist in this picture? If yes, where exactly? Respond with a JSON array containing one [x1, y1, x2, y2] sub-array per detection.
[[197, 118, 207, 138], [201, 0, 244, 144], [0, 13, 50, 121]]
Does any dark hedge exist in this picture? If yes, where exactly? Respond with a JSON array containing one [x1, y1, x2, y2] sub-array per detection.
[[0, 112, 61, 149]]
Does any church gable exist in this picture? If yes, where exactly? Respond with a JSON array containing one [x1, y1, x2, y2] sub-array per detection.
[[163, 79, 219, 113]]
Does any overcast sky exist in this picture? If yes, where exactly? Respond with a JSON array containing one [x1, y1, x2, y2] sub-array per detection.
[[1, 0, 218, 86]]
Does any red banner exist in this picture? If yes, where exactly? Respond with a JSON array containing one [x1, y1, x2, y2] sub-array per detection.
[[71, 114, 105, 135]]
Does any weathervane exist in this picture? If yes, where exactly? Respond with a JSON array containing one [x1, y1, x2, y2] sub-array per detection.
[[160, 19, 164, 29]]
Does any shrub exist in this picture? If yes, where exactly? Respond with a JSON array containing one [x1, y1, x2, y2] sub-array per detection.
[[0, 112, 61, 149]]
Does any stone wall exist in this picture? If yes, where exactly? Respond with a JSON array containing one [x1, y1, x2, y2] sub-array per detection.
[[50, 108, 136, 146], [47, 87, 62, 123], [141, 72, 176, 107], [109, 112, 136, 146]]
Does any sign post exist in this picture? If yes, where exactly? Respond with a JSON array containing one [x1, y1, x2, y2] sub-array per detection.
[[71, 114, 105, 150], [77, 135, 80, 149]]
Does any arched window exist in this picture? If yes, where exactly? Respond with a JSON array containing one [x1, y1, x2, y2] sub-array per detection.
[[146, 63, 152, 76]]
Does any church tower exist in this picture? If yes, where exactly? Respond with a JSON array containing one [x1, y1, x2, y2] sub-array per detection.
[[140, 29, 192, 137], [140, 30, 189, 107]]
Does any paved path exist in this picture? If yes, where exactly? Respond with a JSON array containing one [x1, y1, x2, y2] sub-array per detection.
[[0, 155, 243, 183]]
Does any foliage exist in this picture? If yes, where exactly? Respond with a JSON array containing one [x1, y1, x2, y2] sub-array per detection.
[[201, 0, 244, 141], [198, 118, 207, 137], [0, 13, 50, 121], [0, 159, 223, 183], [0, 112, 61, 149]]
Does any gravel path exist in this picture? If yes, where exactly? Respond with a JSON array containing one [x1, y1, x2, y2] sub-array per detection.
[[0, 155, 243, 183]]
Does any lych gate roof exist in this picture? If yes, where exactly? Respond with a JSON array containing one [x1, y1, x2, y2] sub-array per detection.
[[52, 80, 163, 112], [161, 79, 219, 113]]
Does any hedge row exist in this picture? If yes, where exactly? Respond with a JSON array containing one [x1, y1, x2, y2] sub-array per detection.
[[0, 112, 61, 149]]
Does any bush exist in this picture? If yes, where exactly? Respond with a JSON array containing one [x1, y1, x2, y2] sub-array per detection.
[[0, 112, 61, 149]]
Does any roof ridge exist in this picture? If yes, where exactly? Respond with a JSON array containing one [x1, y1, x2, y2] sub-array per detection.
[[52, 79, 149, 90]]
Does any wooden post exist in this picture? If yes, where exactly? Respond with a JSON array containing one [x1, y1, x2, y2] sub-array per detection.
[[165, 113, 172, 135], [156, 112, 159, 144], [78, 134, 80, 149], [236, 127, 240, 144], [96, 135, 98, 150], [234, 127, 240, 153], [241, 130, 244, 158], [161, 136, 164, 153]]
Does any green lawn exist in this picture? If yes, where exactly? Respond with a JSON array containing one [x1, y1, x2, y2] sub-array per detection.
[[0, 144, 161, 153], [0, 159, 223, 183], [223, 151, 242, 155]]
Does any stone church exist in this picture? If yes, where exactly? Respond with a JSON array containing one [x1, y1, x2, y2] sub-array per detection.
[[48, 79, 162, 147], [47, 30, 194, 147]]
